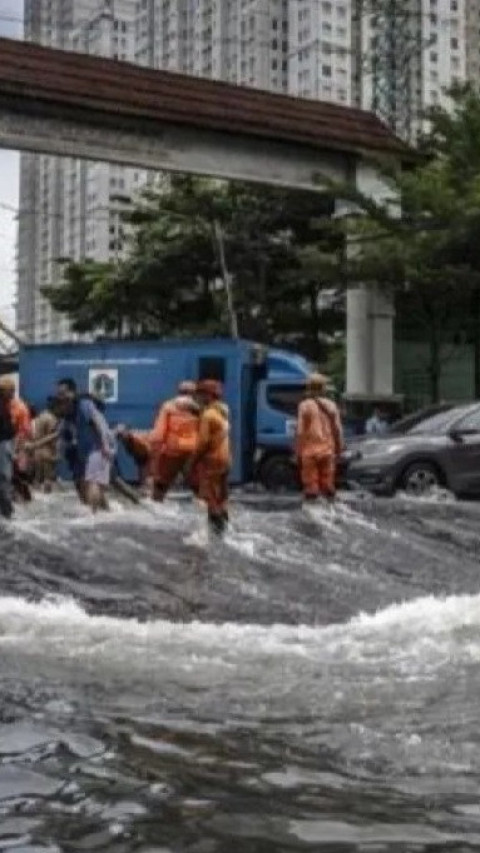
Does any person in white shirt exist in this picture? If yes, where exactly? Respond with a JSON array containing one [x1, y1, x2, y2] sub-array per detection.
[[365, 407, 389, 436]]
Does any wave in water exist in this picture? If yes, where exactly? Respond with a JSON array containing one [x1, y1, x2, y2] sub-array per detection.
[[0, 591, 477, 674]]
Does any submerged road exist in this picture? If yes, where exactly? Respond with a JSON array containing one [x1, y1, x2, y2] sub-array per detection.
[[0, 491, 480, 851]]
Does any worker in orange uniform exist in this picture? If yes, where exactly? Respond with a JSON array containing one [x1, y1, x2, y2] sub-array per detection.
[[150, 380, 200, 501], [0, 376, 33, 501], [296, 373, 344, 503], [190, 379, 231, 536]]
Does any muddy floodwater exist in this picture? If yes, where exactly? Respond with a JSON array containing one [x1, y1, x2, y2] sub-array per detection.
[[1, 490, 480, 851]]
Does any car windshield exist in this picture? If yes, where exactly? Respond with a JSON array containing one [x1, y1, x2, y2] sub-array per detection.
[[408, 406, 473, 435], [390, 405, 453, 435]]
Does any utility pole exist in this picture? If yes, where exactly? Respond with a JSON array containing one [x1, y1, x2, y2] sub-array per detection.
[[214, 221, 239, 340]]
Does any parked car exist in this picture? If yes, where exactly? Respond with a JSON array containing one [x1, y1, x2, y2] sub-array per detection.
[[387, 403, 455, 436], [341, 403, 480, 496]]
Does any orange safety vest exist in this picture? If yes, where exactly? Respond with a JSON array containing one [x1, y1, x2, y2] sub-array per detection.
[[296, 397, 342, 458], [9, 397, 32, 441], [197, 402, 230, 468], [151, 396, 199, 457]]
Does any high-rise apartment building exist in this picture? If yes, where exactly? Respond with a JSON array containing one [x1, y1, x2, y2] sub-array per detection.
[[17, 0, 479, 341], [288, 0, 477, 141], [288, 0, 353, 105], [18, 0, 138, 343], [466, 0, 480, 85], [135, 0, 289, 92]]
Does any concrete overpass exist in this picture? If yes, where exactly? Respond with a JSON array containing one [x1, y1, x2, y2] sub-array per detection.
[[0, 37, 408, 398]]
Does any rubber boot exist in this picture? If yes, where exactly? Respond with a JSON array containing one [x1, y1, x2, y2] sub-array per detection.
[[152, 482, 167, 502], [0, 484, 13, 519], [208, 511, 227, 536]]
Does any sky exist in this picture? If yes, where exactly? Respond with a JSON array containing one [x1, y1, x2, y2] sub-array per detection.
[[0, 0, 23, 329]]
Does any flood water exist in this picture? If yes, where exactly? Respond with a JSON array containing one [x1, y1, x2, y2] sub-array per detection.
[[1, 489, 480, 851]]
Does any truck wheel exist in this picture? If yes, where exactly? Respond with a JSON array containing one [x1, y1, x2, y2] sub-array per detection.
[[258, 456, 299, 492]]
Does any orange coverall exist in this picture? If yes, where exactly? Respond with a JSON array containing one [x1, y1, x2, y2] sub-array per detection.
[[150, 395, 200, 499], [194, 402, 231, 522], [296, 396, 343, 499], [10, 397, 33, 474]]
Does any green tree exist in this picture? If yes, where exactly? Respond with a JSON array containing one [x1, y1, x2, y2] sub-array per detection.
[[43, 175, 345, 361], [339, 86, 480, 402]]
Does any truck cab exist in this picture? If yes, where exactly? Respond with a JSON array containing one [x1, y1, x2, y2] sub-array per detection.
[[254, 350, 310, 491]]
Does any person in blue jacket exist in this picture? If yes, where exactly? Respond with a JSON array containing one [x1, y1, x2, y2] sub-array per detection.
[[56, 378, 115, 512]]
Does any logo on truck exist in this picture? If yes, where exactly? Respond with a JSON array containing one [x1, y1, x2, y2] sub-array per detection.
[[89, 368, 118, 404]]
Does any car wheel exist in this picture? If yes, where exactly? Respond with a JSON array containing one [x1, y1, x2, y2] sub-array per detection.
[[401, 461, 442, 496], [258, 455, 299, 492]]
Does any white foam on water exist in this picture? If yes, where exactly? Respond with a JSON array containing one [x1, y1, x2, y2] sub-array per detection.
[[0, 591, 478, 681], [397, 487, 456, 505], [11, 493, 186, 540], [300, 500, 380, 534], [183, 526, 209, 550], [335, 501, 379, 532], [301, 502, 338, 533]]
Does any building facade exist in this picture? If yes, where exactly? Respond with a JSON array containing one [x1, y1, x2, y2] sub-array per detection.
[[135, 0, 289, 92], [18, 0, 138, 343], [288, 0, 476, 141]]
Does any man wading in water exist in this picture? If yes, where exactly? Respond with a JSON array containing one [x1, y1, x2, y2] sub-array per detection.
[[295, 373, 344, 505], [56, 379, 116, 512], [190, 380, 231, 536]]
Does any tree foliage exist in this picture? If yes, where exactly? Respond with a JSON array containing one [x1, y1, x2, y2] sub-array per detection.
[[339, 85, 480, 402], [43, 176, 345, 361]]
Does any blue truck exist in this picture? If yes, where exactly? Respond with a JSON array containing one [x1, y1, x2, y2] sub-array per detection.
[[19, 338, 313, 489]]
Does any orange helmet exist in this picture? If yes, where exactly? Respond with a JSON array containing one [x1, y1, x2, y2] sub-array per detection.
[[178, 380, 197, 394], [197, 379, 223, 399], [307, 372, 328, 392]]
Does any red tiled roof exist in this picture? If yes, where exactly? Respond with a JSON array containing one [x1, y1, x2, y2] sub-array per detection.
[[0, 37, 408, 158]]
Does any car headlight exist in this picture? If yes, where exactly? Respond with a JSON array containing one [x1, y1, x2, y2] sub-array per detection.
[[342, 449, 361, 463], [382, 443, 404, 455]]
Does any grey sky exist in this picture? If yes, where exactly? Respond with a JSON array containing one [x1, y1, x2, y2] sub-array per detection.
[[0, 0, 23, 328]]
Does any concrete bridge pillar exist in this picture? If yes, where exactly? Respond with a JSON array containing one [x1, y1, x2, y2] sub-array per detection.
[[343, 164, 397, 399]]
